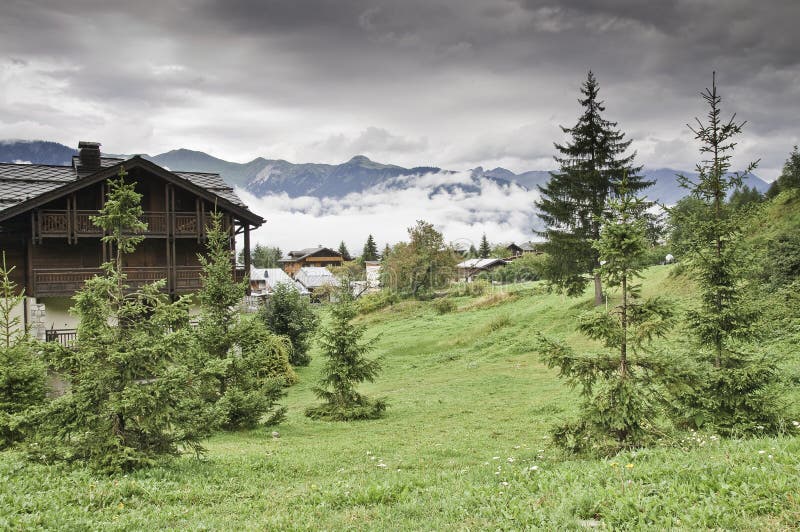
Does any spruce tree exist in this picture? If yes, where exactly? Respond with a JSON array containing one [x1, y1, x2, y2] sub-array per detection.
[[195, 212, 292, 429], [671, 74, 784, 434], [536, 71, 649, 305], [478, 234, 491, 258], [0, 253, 46, 449], [305, 280, 385, 421], [538, 178, 674, 453], [766, 145, 800, 198], [30, 169, 214, 471], [338, 241, 351, 261], [362, 235, 379, 262]]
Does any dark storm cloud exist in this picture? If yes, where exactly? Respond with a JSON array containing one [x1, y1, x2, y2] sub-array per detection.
[[0, 0, 797, 178]]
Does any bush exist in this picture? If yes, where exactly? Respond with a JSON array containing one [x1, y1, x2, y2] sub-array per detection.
[[432, 298, 456, 315], [759, 231, 800, 288], [357, 290, 399, 315], [448, 280, 489, 297], [261, 283, 319, 366]]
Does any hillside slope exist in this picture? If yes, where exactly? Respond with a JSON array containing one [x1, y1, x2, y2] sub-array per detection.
[[3, 265, 799, 529]]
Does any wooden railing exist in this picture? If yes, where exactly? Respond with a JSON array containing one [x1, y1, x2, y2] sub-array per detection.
[[32, 267, 217, 296], [36, 211, 215, 238], [45, 329, 77, 347]]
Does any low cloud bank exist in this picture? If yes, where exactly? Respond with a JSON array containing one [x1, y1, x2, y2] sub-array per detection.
[[237, 170, 541, 254]]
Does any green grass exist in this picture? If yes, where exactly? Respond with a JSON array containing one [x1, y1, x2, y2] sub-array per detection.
[[2, 265, 800, 530]]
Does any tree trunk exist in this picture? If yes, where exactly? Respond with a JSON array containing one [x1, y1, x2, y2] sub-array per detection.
[[620, 274, 628, 378], [593, 273, 603, 306]]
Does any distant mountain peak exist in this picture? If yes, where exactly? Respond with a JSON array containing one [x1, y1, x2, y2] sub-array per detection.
[[0, 140, 773, 204], [347, 154, 372, 164]]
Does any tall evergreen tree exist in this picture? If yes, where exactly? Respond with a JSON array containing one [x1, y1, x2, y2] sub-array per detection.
[[478, 234, 491, 258], [196, 212, 292, 429], [536, 71, 649, 305], [30, 169, 214, 471], [671, 73, 784, 434], [362, 235, 379, 262], [538, 178, 674, 453], [338, 241, 352, 261]]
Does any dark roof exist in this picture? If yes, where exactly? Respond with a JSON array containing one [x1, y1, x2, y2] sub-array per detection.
[[279, 247, 342, 263], [0, 156, 261, 225]]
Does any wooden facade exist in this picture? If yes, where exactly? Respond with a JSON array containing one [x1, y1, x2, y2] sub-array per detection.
[[279, 247, 344, 276], [0, 146, 262, 305]]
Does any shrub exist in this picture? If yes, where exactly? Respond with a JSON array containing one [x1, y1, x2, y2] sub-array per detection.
[[261, 283, 319, 366], [357, 290, 399, 315], [432, 298, 456, 315], [449, 280, 489, 297]]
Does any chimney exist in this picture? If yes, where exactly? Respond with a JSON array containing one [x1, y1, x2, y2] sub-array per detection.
[[77, 141, 101, 170]]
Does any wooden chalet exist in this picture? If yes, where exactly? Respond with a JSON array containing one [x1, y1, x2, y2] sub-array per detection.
[[0, 141, 264, 339], [506, 242, 542, 258], [279, 246, 343, 275]]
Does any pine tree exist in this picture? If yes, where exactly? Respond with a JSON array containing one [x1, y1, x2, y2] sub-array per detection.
[[0, 253, 46, 449], [536, 71, 650, 305], [362, 235, 379, 262], [538, 178, 674, 453], [381, 243, 391, 260], [478, 234, 491, 258], [30, 169, 214, 471], [671, 74, 784, 434], [195, 212, 292, 429], [766, 145, 800, 198], [305, 280, 385, 421], [250, 244, 282, 268], [338, 241, 351, 261]]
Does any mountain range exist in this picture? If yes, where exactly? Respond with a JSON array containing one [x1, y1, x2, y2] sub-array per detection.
[[0, 140, 771, 205]]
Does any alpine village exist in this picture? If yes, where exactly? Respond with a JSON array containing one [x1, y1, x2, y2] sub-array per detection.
[[1, 3, 800, 530]]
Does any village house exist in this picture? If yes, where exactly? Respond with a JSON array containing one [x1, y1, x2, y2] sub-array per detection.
[[248, 266, 308, 298], [294, 266, 338, 299], [0, 141, 264, 343], [278, 246, 343, 275], [506, 242, 542, 258], [456, 257, 508, 282]]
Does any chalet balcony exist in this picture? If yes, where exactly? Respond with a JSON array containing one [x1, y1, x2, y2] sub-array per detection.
[[35, 211, 227, 239], [32, 266, 246, 297]]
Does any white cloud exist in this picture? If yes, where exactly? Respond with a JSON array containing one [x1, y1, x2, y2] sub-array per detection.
[[237, 170, 540, 254]]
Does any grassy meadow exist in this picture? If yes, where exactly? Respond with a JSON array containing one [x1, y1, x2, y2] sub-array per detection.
[[2, 265, 799, 530]]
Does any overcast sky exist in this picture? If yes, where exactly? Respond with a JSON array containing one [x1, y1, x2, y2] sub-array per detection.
[[1, 0, 798, 180]]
